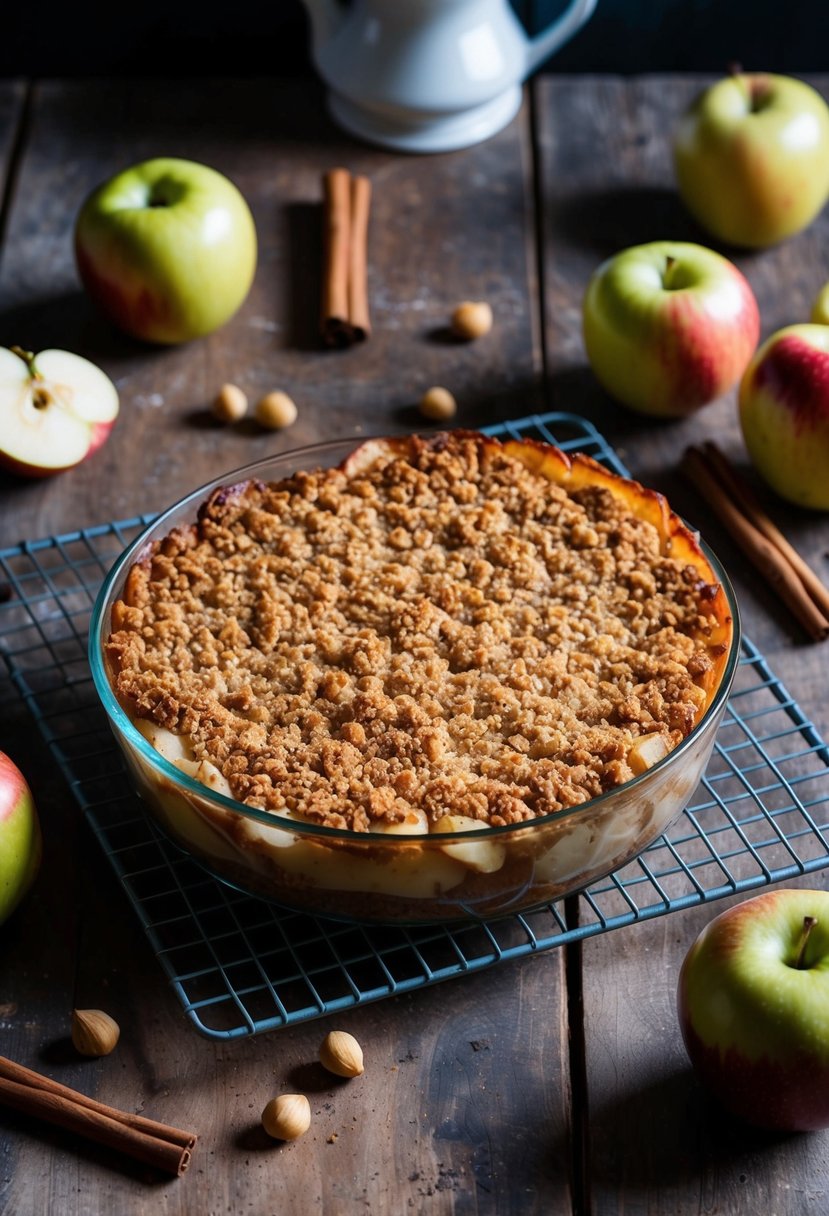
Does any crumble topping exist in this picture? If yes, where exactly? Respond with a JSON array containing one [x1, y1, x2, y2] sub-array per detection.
[[106, 433, 731, 833]]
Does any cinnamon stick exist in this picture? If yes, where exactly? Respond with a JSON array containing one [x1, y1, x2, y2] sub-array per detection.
[[700, 440, 829, 622], [680, 446, 829, 642], [321, 167, 352, 347], [348, 174, 372, 341], [0, 1055, 196, 1176], [321, 168, 371, 346]]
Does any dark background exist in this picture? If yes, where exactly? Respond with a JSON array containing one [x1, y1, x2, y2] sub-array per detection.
[[3, 1, 828, 78]]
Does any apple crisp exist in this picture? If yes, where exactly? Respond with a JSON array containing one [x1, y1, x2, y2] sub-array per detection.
[[105, 432, 733, 836]]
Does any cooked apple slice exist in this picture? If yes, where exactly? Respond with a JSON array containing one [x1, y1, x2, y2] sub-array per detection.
[[135, 719, 235, 797], [372, 808, 429, 836], [628, 732, 669, 776], [433, 814, 507, 873], [0, 346, 119, 478], [135, 719, 193, 765]]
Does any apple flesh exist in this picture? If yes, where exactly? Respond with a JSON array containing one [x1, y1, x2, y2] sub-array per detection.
[[739, 324, 829, 510], [582, 241, 760, 417], [0, 752, 42, 926], [678, 889, 829, 1132], [674, 73, 829, 248], [75, 158, 257, 345], [0, 347, 119, 478]]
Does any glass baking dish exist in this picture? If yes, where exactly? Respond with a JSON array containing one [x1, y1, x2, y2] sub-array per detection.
[[89, 437, 741, 924]]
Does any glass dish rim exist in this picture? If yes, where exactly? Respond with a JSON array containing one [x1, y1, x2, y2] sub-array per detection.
[[88, 434, 743, 844]]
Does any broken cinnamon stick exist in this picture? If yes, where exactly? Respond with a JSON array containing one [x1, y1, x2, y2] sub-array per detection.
[[700, 440, 829, 622], [0, 1054, 196, 1176], [321, 168, 371, 346], [680, 446, 829, 642]]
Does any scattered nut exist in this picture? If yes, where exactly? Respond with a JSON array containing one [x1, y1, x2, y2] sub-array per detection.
[[71, 1008, 120, 1057], [319, 1030, 364, 1078], [419, 386, 457, 423], [261, 1093, 311, 1141], [212, 383, 248, 423], [255, 391, 298, 430], [450, 300, 493, 340]]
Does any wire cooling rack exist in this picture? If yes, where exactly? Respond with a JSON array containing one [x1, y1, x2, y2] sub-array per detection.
[[2, 411, 829, 1040]]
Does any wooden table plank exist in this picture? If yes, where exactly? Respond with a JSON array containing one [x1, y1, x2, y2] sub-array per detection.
[[536, 73, 829, 1214], [0, 78, 574, 1216]]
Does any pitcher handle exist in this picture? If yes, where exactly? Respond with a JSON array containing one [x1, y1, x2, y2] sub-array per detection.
[[524, 0, 598, 76]]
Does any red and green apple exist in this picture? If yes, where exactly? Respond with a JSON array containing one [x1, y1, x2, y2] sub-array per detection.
[[739, 323, 829, 510], [678, 888, 829, 1131], [674, 72, 829, 248], [0, 346, 119, 478], [0, 752, 42, 926], [582, 240, 760, 417], [74, 158, 257, 345]]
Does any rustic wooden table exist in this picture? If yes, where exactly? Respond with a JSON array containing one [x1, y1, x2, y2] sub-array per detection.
[[1, 74, 828, 1215]]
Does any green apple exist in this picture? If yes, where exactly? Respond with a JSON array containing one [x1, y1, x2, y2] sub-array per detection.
[[674, 73, 829, 248], [811, 282, 829, 325], [739, 323, 829, 510], [74, 158, 257, 345], [0, 752, 42, 925], [582, 241, 760, 417], [0, 346, 119, 478], [678, 889, 829, 1131]]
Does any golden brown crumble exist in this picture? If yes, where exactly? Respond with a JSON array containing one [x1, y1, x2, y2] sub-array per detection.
[[106, 433, 732, 833]]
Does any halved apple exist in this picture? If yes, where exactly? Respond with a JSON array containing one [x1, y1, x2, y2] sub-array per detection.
[[0, 346, 119, 478]]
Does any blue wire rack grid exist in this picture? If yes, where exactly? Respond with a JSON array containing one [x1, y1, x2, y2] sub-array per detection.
[[1, 411, 828, 1040]]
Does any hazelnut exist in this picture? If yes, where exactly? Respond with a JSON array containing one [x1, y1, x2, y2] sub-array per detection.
[[212, 383, 248, 423], [71, 1008, 120, 1057], [261, 1093, 311, 1141], [419, 386, 457, 423], [319, 1030, 364, 1078], [255, 391, 298, 430], [450, 300, 493, 340]]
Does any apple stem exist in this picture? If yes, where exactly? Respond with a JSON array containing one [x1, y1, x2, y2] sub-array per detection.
[[748, 77, 772, 113], [725, 66, 771, 113], [10, 345, 42, 381], [795, 916, 818, 970], [10, 344, 51, 409], [726, 63, 756, 110]]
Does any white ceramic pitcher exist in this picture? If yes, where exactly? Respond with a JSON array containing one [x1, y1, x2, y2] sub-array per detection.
[[302, 0, 598, 152]]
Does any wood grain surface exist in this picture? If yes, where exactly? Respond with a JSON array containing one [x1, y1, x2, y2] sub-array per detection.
[[0, 73, 828, 1215]]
